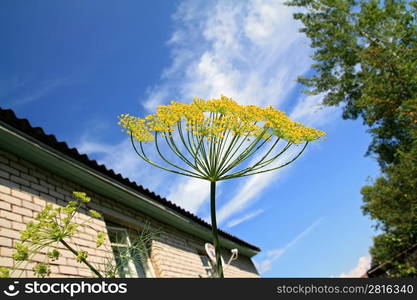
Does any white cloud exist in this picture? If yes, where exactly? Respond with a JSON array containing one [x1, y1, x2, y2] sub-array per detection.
[[339, 256, 371, 278], [245, 0, 300, 48], [226, 209, 264, 228], [256, 218, 322, 274], [217, 172, 273, 224], [143, 88, 170, 112], [290, 94, 338, 127], [167, 177, 210, 214], [143, 0, 311, 111]]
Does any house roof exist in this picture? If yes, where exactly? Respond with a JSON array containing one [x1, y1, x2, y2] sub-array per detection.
[[366, 243, 417, 277], [0, 107, 260, 253]]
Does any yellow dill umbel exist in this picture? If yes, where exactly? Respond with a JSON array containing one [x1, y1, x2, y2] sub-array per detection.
[[117, 95, 325, 144]]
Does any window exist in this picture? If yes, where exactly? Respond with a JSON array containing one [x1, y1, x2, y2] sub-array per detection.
[[199, 254, 214, 277], [107, 225, 154, 278]]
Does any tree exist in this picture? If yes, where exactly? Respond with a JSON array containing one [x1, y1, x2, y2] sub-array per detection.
[[285, 0, 417, 276], [362, 141, 417, 276], [118, 96, 325, 277]]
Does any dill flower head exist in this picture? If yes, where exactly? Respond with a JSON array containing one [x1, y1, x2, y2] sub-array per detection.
[[118, 95, 325, 144]]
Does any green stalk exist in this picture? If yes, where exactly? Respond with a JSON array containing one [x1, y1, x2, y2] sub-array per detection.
[[60, 239, 103, 278], [220, 140, 290, 179], [130, 135, 204, 179], [222, 142, 309, 179], [177, 121, 209, 175], [210, 181, 224, 278]]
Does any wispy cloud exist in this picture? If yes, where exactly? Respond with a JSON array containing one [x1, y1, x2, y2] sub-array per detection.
[[256, 218, 323, 274], [290, 94, 339, 127], [217, 173, 273, 224], [0, 77, 27, 100], [226, 209, 264, 228], [6, 77, 70, 106], [339, 256, 371, 278], [143, 0, 311, 111]]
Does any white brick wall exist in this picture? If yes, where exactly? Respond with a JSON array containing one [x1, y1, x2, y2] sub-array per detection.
[[0, 149, 259, 278]]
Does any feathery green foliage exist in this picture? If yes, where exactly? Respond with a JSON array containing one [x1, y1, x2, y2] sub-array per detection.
[[1, 192, 158, 278]]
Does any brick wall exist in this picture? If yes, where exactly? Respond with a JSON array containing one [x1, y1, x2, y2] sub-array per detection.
[[0, 149, 259, 278]]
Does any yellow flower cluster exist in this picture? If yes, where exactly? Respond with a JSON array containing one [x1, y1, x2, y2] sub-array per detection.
[[72, 191, 91, 203], [118, 114, 154, 142], [118, 96, 325, 144]]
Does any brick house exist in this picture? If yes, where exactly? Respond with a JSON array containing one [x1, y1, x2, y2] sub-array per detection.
[[0, 108, 260, 278]]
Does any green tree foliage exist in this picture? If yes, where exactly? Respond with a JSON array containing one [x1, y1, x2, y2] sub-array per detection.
[[362, 142, 417, 276], [285, 0, 417, 276]]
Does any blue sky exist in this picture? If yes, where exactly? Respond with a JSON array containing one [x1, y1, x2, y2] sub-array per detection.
[[0, 0, 381, 277]]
